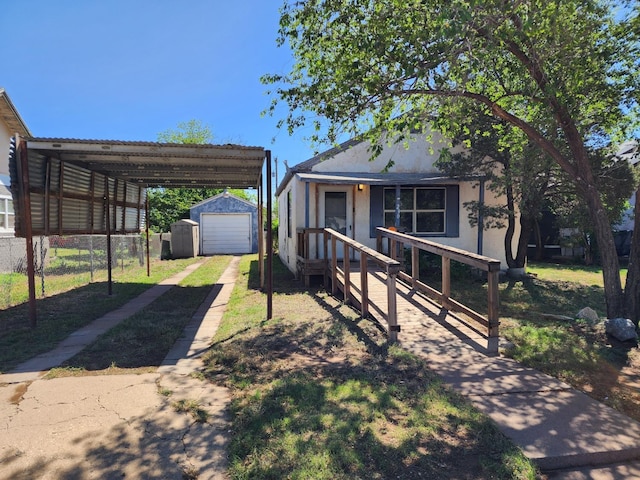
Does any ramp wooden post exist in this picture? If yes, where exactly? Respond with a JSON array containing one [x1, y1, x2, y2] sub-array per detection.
[[411, 245, 419, 288], [386, 265, 400, 342], [360, 251, 368, 317], [323, 230, 329, 289], [343, 241, 350, 304], [487, 269, 500, 355], [331, 234, 338, 295], [441, 256, 451, 309]]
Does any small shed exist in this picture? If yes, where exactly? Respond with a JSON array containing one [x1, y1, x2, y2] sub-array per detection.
[[190, 192, 259, 255], [170, 219, 199, 258]]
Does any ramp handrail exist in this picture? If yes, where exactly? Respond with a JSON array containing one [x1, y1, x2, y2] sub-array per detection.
[[323, 228, 402, 342], [376, 227, 500, 354]]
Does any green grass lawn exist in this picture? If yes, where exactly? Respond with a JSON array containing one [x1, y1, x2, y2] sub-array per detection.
[[0, 256, 203, 373], [202, 255, 537, 480]]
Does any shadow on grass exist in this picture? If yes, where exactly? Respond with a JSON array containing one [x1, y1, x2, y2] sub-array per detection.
[[0, 281, 155, 372], [201, 255, 535, 479], [57, 283, 216, 371], [204, 322, 529, 479]]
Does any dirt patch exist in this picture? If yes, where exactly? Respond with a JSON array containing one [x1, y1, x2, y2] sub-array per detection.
[[9, 382, 29, 405]]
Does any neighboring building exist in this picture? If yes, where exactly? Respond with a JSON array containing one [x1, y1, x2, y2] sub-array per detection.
[[0, 88, 31, 237], [276, 131, 518, 275], [190, 191, 259, 255], [614, 140, 639, 257]]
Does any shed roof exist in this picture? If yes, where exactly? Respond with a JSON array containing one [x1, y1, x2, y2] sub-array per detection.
[[190, 190, 258, 210]]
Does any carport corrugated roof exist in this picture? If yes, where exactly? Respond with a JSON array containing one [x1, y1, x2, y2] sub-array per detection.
[[11, 137, 267, 237], [24, 137, 266, 188]]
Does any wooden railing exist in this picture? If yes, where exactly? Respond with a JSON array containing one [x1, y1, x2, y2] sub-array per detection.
[[376, 227, 501, 353], [323, 228, 402, 342]]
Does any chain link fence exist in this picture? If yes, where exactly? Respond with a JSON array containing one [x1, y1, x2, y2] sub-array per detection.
[[0, 233, 164, 311]]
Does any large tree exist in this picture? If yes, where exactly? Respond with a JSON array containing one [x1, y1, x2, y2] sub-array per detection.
[[148, 120, 253, 232], [264, 0, 640, 321], [433, 103, 557, 275]]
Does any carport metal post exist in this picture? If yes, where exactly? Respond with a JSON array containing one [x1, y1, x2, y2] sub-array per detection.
[[16, 135, 37, 327], [105, 177, 113, 296], [266, 150, 273, 320], [145, 195, 150, 277], [258, 173, 264, 289]]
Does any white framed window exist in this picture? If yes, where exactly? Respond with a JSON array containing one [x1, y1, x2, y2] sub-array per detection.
[[0, 196, 15, 231], [383, 187, 446, 234]]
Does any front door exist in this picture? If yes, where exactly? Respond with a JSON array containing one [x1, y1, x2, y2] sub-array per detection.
[[321, 188, 352, 260], [325, 191, 347, 235]]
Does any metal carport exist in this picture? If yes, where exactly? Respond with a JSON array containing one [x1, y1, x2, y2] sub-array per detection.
[[9, 135, 273, 326]]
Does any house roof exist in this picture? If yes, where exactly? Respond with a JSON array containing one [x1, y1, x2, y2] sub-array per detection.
[[0, 89, 31, 137], [618, 140, 639, 166], [294, 171, 474, 186], [276, 137, 363, 195]]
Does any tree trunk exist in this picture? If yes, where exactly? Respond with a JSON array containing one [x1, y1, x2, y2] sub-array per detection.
[[515, 214, 534, 268], [534, 220, 544, 261], [624, 186, 640, 325], [504, 182, 517, 269], [583, 185, 625, 318]]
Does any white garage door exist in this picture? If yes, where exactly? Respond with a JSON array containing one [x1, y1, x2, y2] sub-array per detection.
[[201, 213, 251, 255]]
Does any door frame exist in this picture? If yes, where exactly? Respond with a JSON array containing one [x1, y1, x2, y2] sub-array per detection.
[[318, 185, 353, 260]]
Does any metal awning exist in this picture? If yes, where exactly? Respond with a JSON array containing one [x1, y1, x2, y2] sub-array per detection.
[[10, 135, 274, 326], [24, 137, 266, 188], [10, 137, 267, 236]]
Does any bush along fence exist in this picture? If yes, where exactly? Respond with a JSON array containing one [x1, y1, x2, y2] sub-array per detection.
[[0, 233, 163, 312]]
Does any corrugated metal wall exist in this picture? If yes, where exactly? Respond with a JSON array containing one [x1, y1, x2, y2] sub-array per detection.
[[11, 147, 145, 237]]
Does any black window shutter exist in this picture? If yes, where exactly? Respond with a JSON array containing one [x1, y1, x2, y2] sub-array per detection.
[[446, 185, 459, 237], [370, 185, 384, 237]]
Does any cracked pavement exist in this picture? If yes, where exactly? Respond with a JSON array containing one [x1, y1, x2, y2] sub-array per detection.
[[0, 257, 240, 479], [0, 371, 231, 479]]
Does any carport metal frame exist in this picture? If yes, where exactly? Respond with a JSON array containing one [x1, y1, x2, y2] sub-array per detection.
[[10, 135, 273, 327]]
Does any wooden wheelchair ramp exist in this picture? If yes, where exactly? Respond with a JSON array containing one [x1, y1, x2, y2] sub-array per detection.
[[336, 266, 497, 356]]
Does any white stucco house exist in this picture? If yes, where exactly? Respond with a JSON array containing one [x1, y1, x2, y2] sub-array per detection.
[[276, 130, 518, 277], [0, 88, 31, 238]]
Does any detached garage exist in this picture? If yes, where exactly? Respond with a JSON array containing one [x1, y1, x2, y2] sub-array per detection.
[[190, 192, 259, 255]]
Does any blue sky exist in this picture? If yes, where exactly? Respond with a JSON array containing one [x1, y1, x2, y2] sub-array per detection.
[[0, 0, 318, 178]]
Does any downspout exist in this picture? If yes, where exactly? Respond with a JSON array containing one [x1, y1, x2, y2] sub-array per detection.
[[395, 185, 401, 228], [477, 178, 485, 255]]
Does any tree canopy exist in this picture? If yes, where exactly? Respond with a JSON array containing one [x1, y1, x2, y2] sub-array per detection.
[[148, 120, 254, 232], [264, 0, 640, 320]]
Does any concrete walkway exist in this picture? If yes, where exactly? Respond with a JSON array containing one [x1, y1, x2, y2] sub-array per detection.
[[389, 280, 640, 478], [0, 257, 240, 480]]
